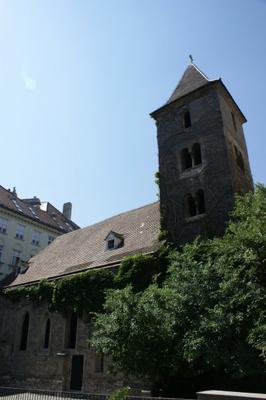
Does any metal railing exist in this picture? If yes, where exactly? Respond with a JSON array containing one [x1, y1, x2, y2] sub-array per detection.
[[0, 387, 191, 400], [0, 387, 107, 400]]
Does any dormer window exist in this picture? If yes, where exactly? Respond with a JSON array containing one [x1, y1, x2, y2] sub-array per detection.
[[105, 231, 124, 251], [107, 239, 115, 249]]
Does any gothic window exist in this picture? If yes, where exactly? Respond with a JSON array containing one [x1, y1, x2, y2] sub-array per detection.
[[183, 110, 191, 128], [192, 143, 202, 166], [196, 190, 206, 214], [181, 148, 192, 170], [65, 313, 77, 349], [20, 312, 29, 351], [43, 318, 51, 349], [184, 190, 206, 218], [184, 194, 197, 217]]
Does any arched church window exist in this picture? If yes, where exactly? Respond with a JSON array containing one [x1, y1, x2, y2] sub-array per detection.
[[43, 318, 51, 349], [183, 110, 191, 128], [192, 143, 202, 166], [20, 312, 29, 351], [65, 313, 78, 349], [196, 190, 205, 214], [184, 194, 197, 217], [181, 148, 192, 170]]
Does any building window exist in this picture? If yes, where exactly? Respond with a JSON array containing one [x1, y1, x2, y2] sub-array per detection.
[[20, 312, 29, 351], [43, 318, 51, 349], [181, 143, 202, 171], [95, 353, 104, 373], [0, 245, 3, 261], [196, 190, 206, 214], [0, 218, 8, 234], [192, 143, 202, 166], [48, 236, 54, 245], [107, 239, 115, 249], [184, 194, 197, 217], [231, 112, 237, 131], [183, 110, 191, 128], [184, 190, 206, 218], [181, 148, 192, 170], [11, 249, 21, 266], [32, 230, 41, 246], [65, 313, 78, 349], [16, 224, 25, 240]]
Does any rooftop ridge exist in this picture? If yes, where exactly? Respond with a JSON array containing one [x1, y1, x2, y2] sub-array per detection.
[[79, 200, 159, 233], [190, 62, 210, 80]]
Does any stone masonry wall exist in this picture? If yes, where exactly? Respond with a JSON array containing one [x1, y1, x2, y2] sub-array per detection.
[[0, 296, 131, 393], [156, 84, 238, 245]]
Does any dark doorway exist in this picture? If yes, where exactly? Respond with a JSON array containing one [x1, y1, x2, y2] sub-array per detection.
[[70, 355, 84, 391]]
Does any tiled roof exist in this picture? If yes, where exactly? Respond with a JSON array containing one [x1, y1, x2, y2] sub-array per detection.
[[0, 185, 79, 233], [167, 63, 210, 104], [8, 202, 160, 287]]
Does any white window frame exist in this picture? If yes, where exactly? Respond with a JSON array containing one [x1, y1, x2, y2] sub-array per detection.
[[0, 218, 8, 234], [11, 249, 21, 266], [32, 230, 41, 246], [48, 235, 54, 245], [16, 224, 25, 240]]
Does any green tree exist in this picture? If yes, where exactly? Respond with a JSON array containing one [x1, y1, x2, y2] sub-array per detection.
[[91, 186, 266, 395]]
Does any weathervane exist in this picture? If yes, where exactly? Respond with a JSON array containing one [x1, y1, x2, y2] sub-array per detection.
[[189, 54, 194, 63]]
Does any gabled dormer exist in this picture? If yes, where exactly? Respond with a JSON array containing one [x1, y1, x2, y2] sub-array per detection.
[[105, 231, 124, 250]]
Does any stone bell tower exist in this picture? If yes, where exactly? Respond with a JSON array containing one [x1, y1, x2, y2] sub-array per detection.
[[150, 63, 253, 246]]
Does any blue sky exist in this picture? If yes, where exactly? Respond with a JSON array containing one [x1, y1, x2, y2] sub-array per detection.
[[0, 0, 265, 227]]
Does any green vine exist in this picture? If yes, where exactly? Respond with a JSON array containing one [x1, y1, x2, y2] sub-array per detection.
[[3, 269, 114, 316], [3, 247, 169, 314]]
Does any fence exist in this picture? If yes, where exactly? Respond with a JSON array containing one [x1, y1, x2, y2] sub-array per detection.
[[0, 387, 190, 400]]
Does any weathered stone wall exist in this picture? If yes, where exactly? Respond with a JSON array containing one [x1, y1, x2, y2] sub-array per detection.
[[155, 83, 253, 246], [217, 88, 253, 194], [0, 296, 130, 393]]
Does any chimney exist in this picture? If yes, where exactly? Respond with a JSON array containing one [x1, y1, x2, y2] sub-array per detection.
[[63, 202, 72, 220]]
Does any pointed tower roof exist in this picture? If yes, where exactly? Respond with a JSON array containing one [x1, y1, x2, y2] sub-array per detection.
[[167, 63, 210, 104]]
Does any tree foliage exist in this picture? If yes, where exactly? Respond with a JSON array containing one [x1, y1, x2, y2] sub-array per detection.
[[91, 186, 266, 391]]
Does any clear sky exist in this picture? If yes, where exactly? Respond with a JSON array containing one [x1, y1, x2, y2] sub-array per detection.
[[0, 0, 265, 227]]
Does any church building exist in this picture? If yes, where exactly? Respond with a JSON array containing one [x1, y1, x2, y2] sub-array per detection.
[[0, 63, 253, 393]]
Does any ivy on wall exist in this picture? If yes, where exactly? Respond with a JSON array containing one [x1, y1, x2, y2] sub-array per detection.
[[2, 248, 167, 315], [3, 268, 114, 316]]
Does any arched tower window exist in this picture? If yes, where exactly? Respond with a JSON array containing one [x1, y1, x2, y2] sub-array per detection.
[[196, 190, 205, 214], [183, 110, 191, 128], [184, 194, 197, 217], [43, 318, 51, 349], [65, 313, 78, 349], [181, 148, 192, 170], [192, 143, 202, 166], [20, 312, 29, 351]]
